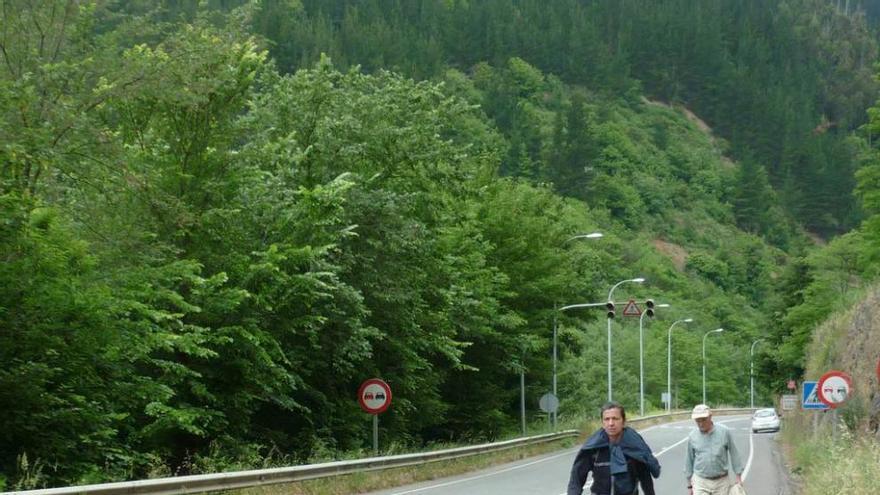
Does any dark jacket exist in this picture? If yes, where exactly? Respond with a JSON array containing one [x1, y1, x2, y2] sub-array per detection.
[[566, 427, 661, 495]]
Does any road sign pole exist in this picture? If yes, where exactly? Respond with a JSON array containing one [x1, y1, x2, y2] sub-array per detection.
[[539, 392, 559, 426], [832, 409, 839, 442], [373, 415, 378, 455], [358, 377, 392, 455]]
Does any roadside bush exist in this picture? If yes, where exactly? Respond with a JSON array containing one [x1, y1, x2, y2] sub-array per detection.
[[785, 413, 880, 494]]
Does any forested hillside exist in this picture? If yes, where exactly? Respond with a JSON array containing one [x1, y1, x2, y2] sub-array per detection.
[[2, 0, 880, 489], [232, 0, 877, 239]]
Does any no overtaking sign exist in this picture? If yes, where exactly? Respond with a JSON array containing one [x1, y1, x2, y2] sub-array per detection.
[[358, 378, 392, 415], [359, 378, 392, 454], [816, 370, 852, 409]]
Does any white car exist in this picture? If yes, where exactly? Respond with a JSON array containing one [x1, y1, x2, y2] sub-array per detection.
[[751, 408, 781, 433]]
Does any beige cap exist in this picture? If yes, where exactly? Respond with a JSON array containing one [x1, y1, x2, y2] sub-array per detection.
[[691, 404, 712, 419]]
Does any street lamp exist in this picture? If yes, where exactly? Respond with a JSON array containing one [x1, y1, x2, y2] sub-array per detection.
[[666, 318, 693, 412], [551, 232, 602, 429], [639, 302, 669, 416], [702, 328, 724, 404], [607, 278, 645, 401], [750, 339, 764, 408]]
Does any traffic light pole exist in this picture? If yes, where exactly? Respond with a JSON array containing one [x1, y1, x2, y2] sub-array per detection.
[[606, 278, 644, 402], [607, 315, 613, 402], [557, 301, 613, 402], [637, 300, 666, 416], [639, 310, 648, 415]]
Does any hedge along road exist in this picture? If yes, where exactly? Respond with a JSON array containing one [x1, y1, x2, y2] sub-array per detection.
[[364, 415, 792, 495]]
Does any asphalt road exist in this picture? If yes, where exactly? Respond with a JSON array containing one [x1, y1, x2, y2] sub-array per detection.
[[364, 415, 792, 495]]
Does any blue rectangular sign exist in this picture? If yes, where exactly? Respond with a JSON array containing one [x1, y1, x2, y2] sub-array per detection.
[[802, 381, 829, 410]]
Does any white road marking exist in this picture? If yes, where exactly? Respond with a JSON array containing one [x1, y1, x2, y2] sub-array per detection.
[[717, 417, 754, 482], [741, 431, 755, 481], [388, 449, 576, 494], [653, 436, 689, 457]]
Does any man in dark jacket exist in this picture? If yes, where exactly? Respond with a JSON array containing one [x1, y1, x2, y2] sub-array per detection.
[[567, 402, 661, 495]]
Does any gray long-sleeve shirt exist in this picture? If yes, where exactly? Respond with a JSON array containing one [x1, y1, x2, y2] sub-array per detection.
[[684, 423, 744, 479]]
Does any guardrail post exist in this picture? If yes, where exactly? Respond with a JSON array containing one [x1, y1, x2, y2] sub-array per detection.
[[10, 410, 760, 495]]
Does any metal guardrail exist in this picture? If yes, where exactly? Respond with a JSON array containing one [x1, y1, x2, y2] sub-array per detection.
[[3, 431, 578, 495], [626, 407, 756, 427], [5, 408, 757, 495]]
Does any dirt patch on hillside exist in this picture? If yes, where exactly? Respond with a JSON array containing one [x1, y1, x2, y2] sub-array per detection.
[[720, 156, 737, 170], [803, 230, 827, 247], [679, 106, 713, 135], [653, 238, 688, 272], [641, 97, 713, 135]]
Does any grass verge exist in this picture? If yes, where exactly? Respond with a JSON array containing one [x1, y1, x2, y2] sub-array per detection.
[[781, 411, 880, 494]]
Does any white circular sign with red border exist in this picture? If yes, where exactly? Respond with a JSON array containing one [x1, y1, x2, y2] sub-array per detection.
[[358, 378, 392, 415], [817, 370, 852, 408]]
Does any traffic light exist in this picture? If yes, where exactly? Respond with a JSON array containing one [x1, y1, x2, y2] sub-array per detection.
[[645, 299, 655, 317], [606, 301, 615, 319]]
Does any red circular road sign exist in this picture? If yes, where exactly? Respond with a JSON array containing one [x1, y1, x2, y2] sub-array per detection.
[[817, 370, 852, 409], [358, 378, 392, 415]]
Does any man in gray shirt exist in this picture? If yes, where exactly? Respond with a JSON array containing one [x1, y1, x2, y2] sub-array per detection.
[[684, 404, 744, 495]]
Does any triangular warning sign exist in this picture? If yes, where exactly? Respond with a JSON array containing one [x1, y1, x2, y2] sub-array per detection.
[[622, 299, 641, 317]]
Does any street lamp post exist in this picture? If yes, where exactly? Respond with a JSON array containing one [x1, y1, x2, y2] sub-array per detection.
[[639, 302, 669, 416], [520, 355, 526, 435], [551, 232, 602, 429], [702, 328, 724, 404], [666, 318, 693, 412], [750, 339, 764, 408], [607, 278, 645, 401]]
